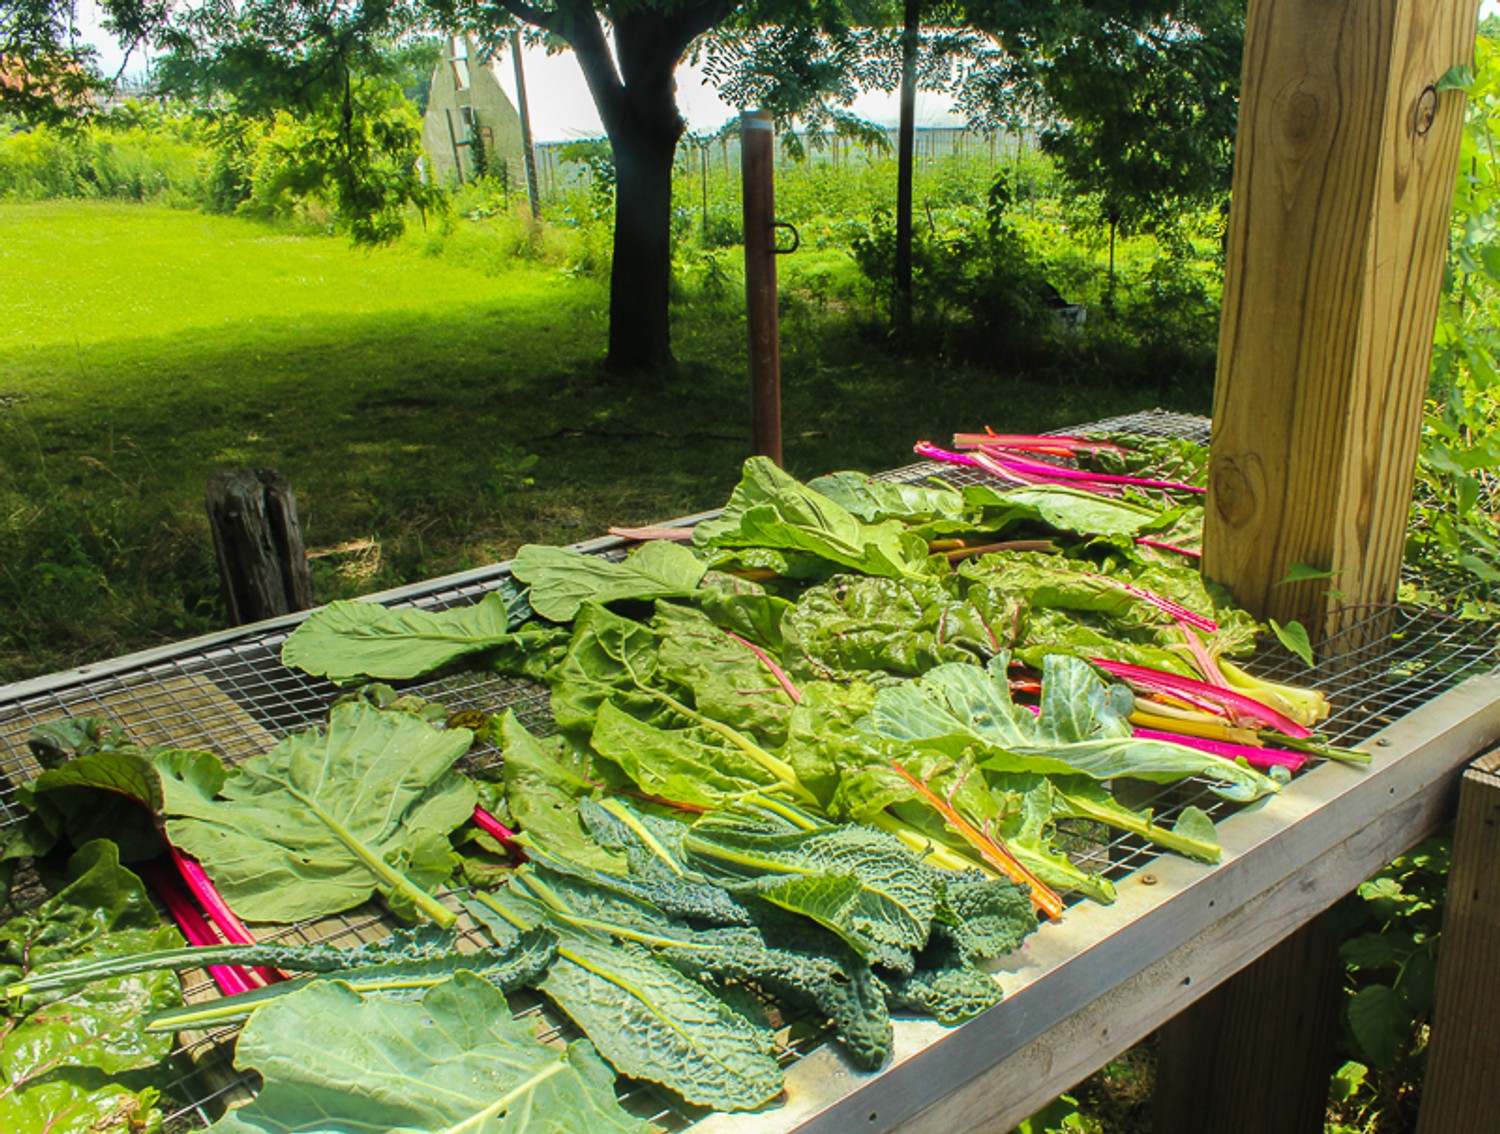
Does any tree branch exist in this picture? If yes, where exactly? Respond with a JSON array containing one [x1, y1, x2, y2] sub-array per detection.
[[489, 0, 555, 33]]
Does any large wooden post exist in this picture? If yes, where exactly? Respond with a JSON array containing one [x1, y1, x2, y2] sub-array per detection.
[[1159, 4, 1481, 1131], [1414, 748, 1500, 1133], [1203, 0, 1481, 639]]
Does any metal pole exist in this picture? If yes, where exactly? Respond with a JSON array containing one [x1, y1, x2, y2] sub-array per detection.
[[741, 109, 782, 466], [510, 31, 542, 219]]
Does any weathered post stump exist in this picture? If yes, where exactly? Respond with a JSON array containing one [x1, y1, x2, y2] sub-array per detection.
[[205, 468, 314, 626]]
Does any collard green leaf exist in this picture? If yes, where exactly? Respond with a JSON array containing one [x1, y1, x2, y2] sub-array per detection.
[[513, 541, 708, 622], [280, 591, 521, 682], [0, 841, 182, 1134], [164, 704, 477, 925], [693, 456, 929, 579], [468, 891, 785, 1111], [210, 972, 646, 1134]]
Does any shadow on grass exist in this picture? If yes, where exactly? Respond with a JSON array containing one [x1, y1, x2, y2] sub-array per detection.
[[1, 293, 1201, 681]]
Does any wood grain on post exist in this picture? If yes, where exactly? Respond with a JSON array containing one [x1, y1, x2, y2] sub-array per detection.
[[741, 109, 783, 466], [1203, 0, 1481, 639], [1415, 748, 1500, 1134], [205, 468, 313, 626]]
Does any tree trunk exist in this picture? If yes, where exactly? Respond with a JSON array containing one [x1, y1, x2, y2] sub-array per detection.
[[607, 125, 679, 372], [894, 0, 920, 334]]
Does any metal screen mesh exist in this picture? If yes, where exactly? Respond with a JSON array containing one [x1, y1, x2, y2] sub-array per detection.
[[1, 408, 1494, 1131]]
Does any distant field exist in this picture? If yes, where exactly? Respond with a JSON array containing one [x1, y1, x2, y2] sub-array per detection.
[[0, 200, 1178, 681]]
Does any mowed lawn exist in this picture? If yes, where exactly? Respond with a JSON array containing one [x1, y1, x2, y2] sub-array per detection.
[[0, 200, 1172, 679]]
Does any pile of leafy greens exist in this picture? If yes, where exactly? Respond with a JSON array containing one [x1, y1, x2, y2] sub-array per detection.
[[0, 438, 1341, 1129]]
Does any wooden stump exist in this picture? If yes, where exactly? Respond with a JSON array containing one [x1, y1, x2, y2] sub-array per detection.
[[205, 469, 313, 626], [1415, 749, 1500, 1134]]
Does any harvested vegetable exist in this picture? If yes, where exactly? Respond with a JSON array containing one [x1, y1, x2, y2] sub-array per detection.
[[0, 841, 183, 1134], [208, 972, 646, 1134], [163, 702, 476, 926]]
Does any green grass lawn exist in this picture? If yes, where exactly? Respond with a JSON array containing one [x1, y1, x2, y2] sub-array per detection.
[[0, 200, 1193, 681]]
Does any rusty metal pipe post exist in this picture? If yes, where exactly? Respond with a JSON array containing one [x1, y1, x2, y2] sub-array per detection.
[[741, 109, 782, 466]]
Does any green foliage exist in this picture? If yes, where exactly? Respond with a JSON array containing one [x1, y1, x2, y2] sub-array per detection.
[[0, 841, 183, 1134], [164, 702, 478, 925], [210, 972, 647, 1134], [1408, 35, 1500, 608], [1326, 837, 1450, 1133], [0, 104, 207, 204]]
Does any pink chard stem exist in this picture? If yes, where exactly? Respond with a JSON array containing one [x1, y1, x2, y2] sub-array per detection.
[[172, 848, 285, 985], [143, 863, 259, 997], [473, 806, 529, 864], [726, 631, 803, 703]]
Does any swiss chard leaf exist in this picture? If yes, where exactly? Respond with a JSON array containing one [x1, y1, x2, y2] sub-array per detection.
[[280, 590, 524, 682], [512, 541, 708, 622], [0, 841, 182, 1134], [496, 711, 625, 872], [18, 721, 228, 862], [693, 456, 930, 579], [209, 972, 647, 1134], [781, 574, 1002, 685], [867, 658, 1280, 802], [163, 703, 477, 925], [807, 471, 967, 523]]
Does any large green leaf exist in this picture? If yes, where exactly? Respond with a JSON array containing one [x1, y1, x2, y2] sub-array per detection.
[[781, 574, 1002, 685], [0, 841, 182, 1134], [867, 658, 1280, 802], [505, 862, 895, 1071], [807, 471, 967, 523], [496, 712, 625, 873], [693, 456, 930, 579], [18, 717, 229, 861], [280, 591, 521, 682], [681, 812, 937, 972], [164, 703, 477, 925], [210, 972, 646, 1134], [512, 541, 708, 622], [468, 891, 785, 1111]]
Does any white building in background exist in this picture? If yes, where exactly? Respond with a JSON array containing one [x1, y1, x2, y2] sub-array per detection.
[[422, 36, 526, 185]]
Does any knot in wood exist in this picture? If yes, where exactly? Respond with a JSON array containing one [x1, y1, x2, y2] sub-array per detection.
[[1415, 85, 1439, 136], [1209, 456, 1258, 527], [1274, 81, 1326, 157]]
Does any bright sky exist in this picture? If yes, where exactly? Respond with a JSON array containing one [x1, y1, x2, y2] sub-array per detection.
[[76, 2, 959, 142]]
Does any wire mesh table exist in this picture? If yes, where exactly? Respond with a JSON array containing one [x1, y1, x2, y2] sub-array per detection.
[[1, 409, 1497, 1133]]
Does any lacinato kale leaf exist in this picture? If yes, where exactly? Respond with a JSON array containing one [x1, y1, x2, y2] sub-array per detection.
[[467, 889, 786, 1111]]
